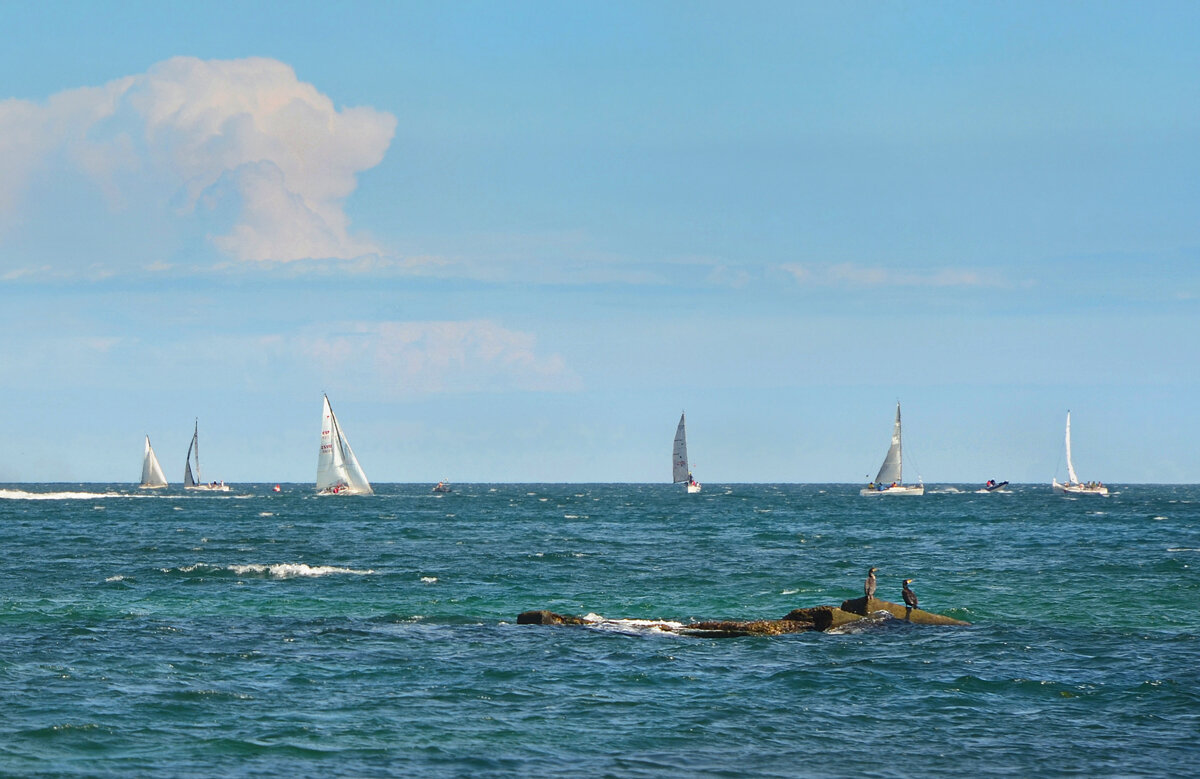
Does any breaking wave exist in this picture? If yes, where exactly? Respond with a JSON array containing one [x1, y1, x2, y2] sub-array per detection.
[[579, 613, 688, 636], [0, 488, 125, 500], [165, 563, 376, 578]]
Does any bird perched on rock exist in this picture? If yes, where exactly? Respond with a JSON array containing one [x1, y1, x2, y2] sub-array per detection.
[[864, 567, 877, 602], [902, 579, 918, 619]]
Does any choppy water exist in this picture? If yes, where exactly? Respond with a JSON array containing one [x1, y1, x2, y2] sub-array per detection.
[[1, 483, 1198, 777]]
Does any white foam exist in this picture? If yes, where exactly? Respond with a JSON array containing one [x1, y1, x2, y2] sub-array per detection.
[[105, 575, 125, 582], [580, 613, 687, 636], [166, 562, 375, 578], [420, 576, 437, 583], [0, 488, 124, 500], [229, 563, 375, 578], [1167, 547, 1200, 552]]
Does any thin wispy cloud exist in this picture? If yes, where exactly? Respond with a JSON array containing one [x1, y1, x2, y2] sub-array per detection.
[[779, 262, 1002, 288], [303, 320, 581, 395], [0, 56, 395, 267]]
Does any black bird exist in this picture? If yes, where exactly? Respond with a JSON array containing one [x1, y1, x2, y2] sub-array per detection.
[[864, 567, 878, 602], [902, 579, 918, 619]]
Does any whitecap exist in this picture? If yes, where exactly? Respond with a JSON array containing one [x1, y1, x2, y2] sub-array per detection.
[[420, 576, 437, 583], [0, 488, 123, 500], [105, 575, 125, 582], [228, 563, 375, 578], [580, 613, 687, 636], [165, 562, 375, 578]]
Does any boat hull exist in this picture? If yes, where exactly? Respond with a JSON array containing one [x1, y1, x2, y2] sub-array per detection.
[[1052, 479, 1108, 496], [860, 484, 924, 496], [686, 483, 702, 493], [186, 484, 231, 492]]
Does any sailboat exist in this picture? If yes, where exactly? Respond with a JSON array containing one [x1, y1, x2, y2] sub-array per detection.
[[673, 412, 701, 493], [140, 435, 168, 489], [183, 419, 229, 492], [1052, 411, 1108, 496], [316, 394, 373, 495], [860, 403, 924, 496]]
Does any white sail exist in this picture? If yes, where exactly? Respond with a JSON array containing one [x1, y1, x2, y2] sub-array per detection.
[[1064, 411, 1080, 486], [1053, 410, 1107, 495], [317, 394, 373, 495], [672, 412, 689, 483], [873, 403, 904, 485], [141, 436, 168, 489]]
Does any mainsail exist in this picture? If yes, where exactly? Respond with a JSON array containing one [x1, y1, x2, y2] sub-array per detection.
[[672, 412, 689, 483], [184, 419, 199, 488], [141, 436, 168, 489], [1064, 411, 1080, 485], [317, 394, 373, 495], [873, 403, 903, 485]]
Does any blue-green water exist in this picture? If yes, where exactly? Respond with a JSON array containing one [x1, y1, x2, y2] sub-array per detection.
[[2, 483, 1198, 777]]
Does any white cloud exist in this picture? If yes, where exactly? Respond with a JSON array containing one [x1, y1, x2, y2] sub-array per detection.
[[0, 56, 395, 265], [783, 262, 1000, 288]]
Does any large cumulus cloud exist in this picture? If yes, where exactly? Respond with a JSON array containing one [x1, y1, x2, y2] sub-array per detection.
[[0, 57, 395, 267]]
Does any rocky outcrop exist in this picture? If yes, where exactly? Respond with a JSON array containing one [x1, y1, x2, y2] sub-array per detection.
[[517, 598, 969, 637], [516, 610, 589, 625], [679, 619, 816, 637], [840, 596, 971, 626]]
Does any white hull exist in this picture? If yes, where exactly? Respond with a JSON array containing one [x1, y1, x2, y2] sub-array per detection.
[[185, 484, 231, 492], [138, 484, 168, 490], [1052, 479, 1108, 496], [318, 485, 371, 496], [686, 483, 702, 493], [860, 484, 924, 496]]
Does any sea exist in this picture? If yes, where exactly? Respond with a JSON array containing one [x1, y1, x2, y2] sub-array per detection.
[[1, 483, 1197, 777]]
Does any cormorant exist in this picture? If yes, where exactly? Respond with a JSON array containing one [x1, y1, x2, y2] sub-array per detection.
[[864, 567, 877, 601], [902, 579, 918, 619]]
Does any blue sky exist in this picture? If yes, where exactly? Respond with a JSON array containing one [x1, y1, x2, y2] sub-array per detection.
[[0, 1, 1197, 483]]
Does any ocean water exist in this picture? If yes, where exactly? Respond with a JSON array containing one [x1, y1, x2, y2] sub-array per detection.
[[1, 483, 1198, 777]]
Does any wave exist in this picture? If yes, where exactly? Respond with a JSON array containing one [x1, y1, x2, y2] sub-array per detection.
[[579, 613, 688, 637], [0, 488, 125, 500], [164, 563, 376, 578]]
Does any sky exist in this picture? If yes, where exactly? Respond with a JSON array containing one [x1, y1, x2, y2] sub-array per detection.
[[0, 1, 1197, 483]]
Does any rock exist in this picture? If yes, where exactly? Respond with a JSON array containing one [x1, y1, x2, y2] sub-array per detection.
[[516, 596, 969, 635], [782, 606, 866, 631], [516, 610, 588, 625], [680, 619, 816, 637], [841, 596, 970, 626]]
